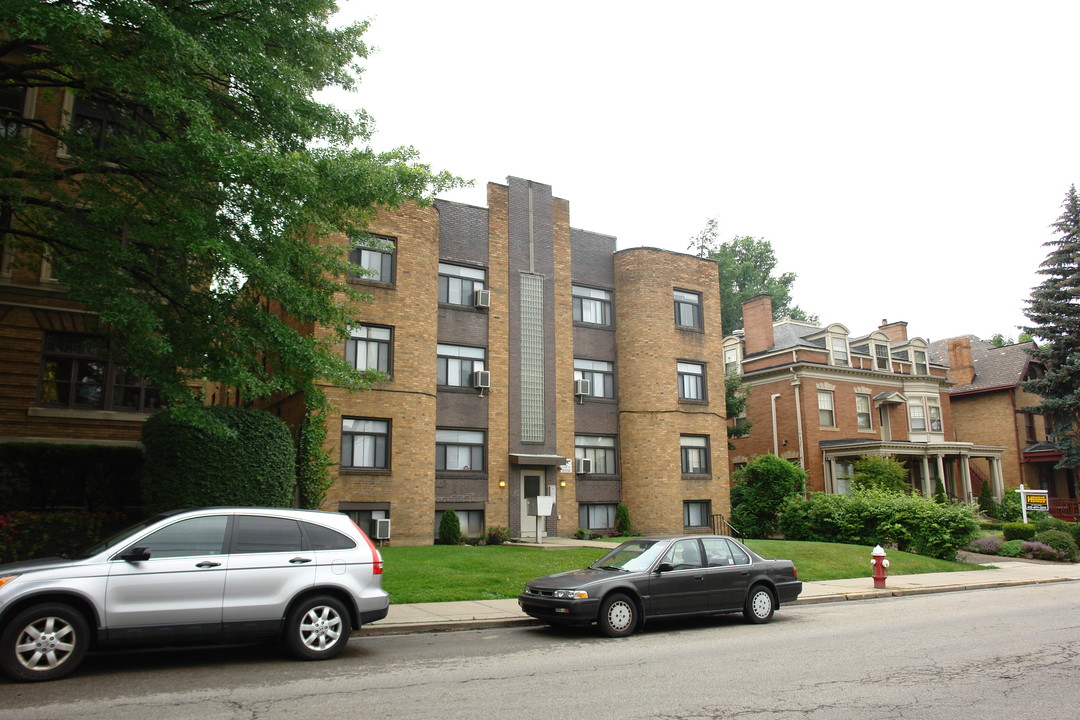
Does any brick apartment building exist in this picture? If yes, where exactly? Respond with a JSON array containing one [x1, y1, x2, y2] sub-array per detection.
[[726, 295, 1007, 500], [930, 336, 1079, 519], [257, 177, 733, 544]]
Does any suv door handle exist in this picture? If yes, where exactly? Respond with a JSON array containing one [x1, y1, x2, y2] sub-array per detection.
[[196, 561, 221, 568], [289, 557, 313, 564]]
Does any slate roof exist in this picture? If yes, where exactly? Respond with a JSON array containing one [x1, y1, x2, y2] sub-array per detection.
[[928, 336, 1037, 394]]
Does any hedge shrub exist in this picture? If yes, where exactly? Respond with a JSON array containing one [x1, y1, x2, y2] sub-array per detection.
[[998, 539, 1024, 557], [0, 443, 143, 512], [731, 455, 807, 538], [1033, 529, 1079, 562], [438, 508, 464, 545], [1002, 522, 1036, 541], [141, 406, 295, 512], [777, 489, 979, 560], [0, 510, 128, 563]]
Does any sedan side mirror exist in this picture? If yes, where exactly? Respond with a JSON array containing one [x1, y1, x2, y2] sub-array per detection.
[[121, 547, 151, 562], [656, 562, 674, 573]]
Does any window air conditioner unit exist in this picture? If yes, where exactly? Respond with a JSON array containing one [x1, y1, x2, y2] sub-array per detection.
[[373, 518, 391, 540], [472, 370, 491, 389], [576, 457, 593, 474], [574, 378, 591, 396], [474, 289, 491, 309]]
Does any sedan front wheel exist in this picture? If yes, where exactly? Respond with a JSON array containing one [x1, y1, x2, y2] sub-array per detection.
[[598, 593, 638, 637]]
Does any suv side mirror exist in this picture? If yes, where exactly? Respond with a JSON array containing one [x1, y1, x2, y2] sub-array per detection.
[[121, 547, 151, 562]]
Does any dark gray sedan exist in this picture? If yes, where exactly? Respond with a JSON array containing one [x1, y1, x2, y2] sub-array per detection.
[[518, 535, 802, 637]]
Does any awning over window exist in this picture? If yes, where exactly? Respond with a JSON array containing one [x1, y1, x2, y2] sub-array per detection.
[[509, 453, 567, 466]]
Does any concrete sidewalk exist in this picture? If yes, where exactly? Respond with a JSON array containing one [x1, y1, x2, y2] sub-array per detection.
[[361, 550, 1080, 637]]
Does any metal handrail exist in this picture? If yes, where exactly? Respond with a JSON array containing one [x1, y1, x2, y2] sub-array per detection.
[[710, 513, 745, 538]]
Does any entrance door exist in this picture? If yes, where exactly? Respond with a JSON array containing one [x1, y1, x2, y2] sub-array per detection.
[[519, 470, 546, 540]]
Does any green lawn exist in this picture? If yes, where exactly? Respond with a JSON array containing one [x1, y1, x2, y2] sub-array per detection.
[[378, 539, 982, 604]]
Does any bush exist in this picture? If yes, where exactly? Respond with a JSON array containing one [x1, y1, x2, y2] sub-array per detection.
[[996, 488, 1024, 522], [1033, 529, 1079, 561], [777, 489, 979, 560], [968, 536, 1003, 555], [977, 481, 999, 518], [485, 525, 510, 545], [438, 509, 464, 545], [141, 406, 295, 512], [850, 455, 909, 494], [1002, 522, 1036, 541], [998, 539, 1024, 557], [731, 455, 807, 538], [614, 503, 632, 536], [1021, 541, 1062, 561], [0, 443, 143, 512], [573, 527, 601, 540], [0, 510, 128, 563]]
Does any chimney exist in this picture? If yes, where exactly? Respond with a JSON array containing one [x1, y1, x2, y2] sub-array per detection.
[[742, 294, 775, 355], [947, 337, 976, 385], [878, 319, 908, 343]]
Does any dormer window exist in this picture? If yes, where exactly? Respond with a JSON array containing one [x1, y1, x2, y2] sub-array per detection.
[[724, 346, 740, 375], [830, 337, 849, 366], [874, 343, 891, 371], [914, 350, 928, 375]]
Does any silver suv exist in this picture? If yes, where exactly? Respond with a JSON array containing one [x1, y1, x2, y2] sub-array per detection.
[[0, 507, 389, 682]]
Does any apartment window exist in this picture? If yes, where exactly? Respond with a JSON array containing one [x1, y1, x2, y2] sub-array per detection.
[[913, 350, 929, 375], [674, 290, 702, 329], [579, 503, 616, 531], [680, 435, 710, 474], [856, 394, 872, 430], [574, 358, 614, 398], [342, 507, 388, 540], [677, 361, 706, 401], [38, 332, 162, 412], [438, 263, 486, 306], [684, 501, 711, 528], [438, 344, 486, 387], [435, 509, 484, 537], [341, 418, 389, 469], [436, 429, 485, 471], [345, 325, 391, 374], [572, 285, 612, 326], [1023, 411, 1037, 443], [818, 390, 835, 428], [909, 404, 926, 432], [575, 434, 618, 475], [65, 95, 156, 163], [348, 234, 394, 283], [830, 337, 849, 366], [874, 343, 891, 371]]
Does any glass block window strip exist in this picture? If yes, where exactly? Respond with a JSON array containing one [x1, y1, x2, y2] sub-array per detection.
[[520, 274, 545, 442]]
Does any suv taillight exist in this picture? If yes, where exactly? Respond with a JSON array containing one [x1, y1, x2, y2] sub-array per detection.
[[352, 519, 384, 575]]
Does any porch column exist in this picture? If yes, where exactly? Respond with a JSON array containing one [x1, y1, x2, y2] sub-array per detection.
[[991, 457, 1005, 501], [936, 455, 947, 496], [921, 456, 932, 496], [960, 455, 973, 502]]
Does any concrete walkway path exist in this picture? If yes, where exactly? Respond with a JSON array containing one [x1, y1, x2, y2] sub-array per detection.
[[360, 539, 1080, 636]]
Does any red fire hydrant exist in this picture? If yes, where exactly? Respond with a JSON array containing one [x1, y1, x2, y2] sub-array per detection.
[[871, 545, 889, 589]]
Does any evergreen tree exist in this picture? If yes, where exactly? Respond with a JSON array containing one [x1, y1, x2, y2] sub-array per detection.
[[1022, 185, 1080, 468]]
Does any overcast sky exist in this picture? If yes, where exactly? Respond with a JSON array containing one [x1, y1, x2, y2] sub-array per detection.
[[328, 1, 1079, 345]]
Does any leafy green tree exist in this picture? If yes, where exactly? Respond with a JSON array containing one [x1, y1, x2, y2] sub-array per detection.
[[1022, 185, 1080, 468], [730, 454, 806, 538], [1, 1, 460, 408], [849, 455, 909, 494], [614, 502, 632, 536], [689, 218, 817, 336], [437, 509, 464, 545], [989, 332, 1033, 347], [725, 373, 752, 446]]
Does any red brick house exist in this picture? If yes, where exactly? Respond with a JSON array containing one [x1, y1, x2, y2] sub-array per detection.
[[726, 295, 1006, 500], [929, 336, 1079, 520]]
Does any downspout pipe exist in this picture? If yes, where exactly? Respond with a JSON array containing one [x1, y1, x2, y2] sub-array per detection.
[[771, 393, 782, 456]]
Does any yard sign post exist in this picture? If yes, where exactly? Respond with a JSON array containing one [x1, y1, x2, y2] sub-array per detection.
[[1015, 484, 1050, 524]]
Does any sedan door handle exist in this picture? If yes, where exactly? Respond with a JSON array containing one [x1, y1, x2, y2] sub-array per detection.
[[196, 561, 221, 568], [289, 557, 313, 564]]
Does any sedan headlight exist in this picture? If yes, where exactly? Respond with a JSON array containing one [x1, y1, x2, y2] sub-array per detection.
[[553, 589, 589, 599]]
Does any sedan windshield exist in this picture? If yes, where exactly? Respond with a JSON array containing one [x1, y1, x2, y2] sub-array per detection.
[[591, 540, 666, 573]]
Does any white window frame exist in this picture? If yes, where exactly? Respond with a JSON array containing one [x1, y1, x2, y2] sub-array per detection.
[[874, 343, 891, 371], [856, 394, 872, 430], [830, 336, 849, 366], [818, 390, 835, 428], [913, 350, 929, 375]]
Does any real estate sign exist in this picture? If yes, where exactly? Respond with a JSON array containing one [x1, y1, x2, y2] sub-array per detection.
[[1016, 485, 1050, 523]]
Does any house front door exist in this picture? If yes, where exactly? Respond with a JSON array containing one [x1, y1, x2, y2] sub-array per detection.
[[519, 470, 547, 540]]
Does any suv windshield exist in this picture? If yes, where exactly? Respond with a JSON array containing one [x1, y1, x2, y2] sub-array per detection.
[[591, 540, 665, 572], [69, 513, 174, 559]]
